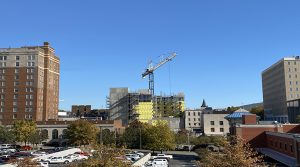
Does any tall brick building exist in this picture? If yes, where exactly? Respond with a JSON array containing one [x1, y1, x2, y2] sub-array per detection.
[[0, 42, 60, 124]]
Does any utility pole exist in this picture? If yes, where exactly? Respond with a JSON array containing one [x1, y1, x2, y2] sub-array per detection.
[[139, 128, 142, 150]]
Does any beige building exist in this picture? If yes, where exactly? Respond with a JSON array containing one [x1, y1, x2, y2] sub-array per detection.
[[203, 113, 230, 136], [262, 57, 300, 122], [0, 42, 59, 124]]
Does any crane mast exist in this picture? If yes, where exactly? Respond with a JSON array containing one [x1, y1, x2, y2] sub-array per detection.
[[142, 52, 177, 96]]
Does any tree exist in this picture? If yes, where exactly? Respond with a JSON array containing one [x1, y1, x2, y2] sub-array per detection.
[[227, 106, 239, 112], [143, 121, 175, 151], [99, 129, 115, 146], [196, 137, 265, 167], [65, 120, 98, 146], [175, 129, 188, 145], [13, 120, 36, 146], [0, 126, 15, 144], [69, 145, 130, 167], [251, 106, 264, 120], [28, 130, 49, 147]]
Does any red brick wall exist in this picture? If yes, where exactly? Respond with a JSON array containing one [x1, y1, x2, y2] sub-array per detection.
[[237, 127, 278, 148], [242, 115, 257, 125], [283, 124, 300, 133], [266, 134, 296, 157]]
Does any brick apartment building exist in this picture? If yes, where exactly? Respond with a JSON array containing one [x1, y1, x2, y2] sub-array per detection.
[[231, 114, 300, 166], [0, 42, 59, 124]]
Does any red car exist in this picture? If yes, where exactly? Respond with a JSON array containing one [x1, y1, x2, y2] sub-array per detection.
[[74, 151, 90, 157], [21, 146, 33, 151]]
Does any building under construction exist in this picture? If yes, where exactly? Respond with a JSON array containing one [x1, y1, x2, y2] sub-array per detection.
[[108, 87, 185, 126]]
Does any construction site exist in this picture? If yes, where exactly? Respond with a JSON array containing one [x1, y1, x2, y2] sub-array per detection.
[[107, 53, 185, 126]]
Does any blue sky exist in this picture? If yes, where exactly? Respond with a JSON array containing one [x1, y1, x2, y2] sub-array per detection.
[[1, 0, 300, 110]]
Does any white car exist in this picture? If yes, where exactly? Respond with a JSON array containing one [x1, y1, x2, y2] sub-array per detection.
[[67, 154, 88, 161], [132, 151, 144, 157], [32, 151, 47, 157], [0, 144, 12, 149], [125, 154, 140, 161], [37, 161, 49, 167], [152, 159, 168, 167], [42, 156, 73, 164], [152, 154, 173, 160]]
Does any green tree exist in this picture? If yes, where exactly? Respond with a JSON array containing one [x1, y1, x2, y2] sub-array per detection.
[[143, 121, 175, 151], [196, 137, 265, 167], [175, 129, 188, 145], [65, 120, 98, 146], [28, 130, 49, 147], [13, 120, 36, 146], [250, 106, 264, 120], [98, 129, 115, 146], [227, 106, 239, 112], [0, 126, 15, 144]]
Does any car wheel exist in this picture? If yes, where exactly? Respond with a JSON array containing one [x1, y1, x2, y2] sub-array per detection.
[[64, 161, 69, 164]]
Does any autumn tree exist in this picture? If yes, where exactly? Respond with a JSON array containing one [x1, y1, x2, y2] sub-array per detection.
[[143, 121, 175, 151], [251, 106, 264, 120], [0, 126, 15, 144], [69, 144, 130, 167], [98, 129, 116, 146], [65, 120, 98, 146], [13, 120, 36, 146], [196, 137, 265, 167]]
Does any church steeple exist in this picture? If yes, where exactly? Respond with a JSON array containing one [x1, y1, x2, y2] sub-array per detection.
[[201, 99, 208, 108]]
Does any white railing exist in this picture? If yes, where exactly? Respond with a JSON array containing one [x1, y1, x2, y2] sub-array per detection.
[[132, 153, 151, 167]]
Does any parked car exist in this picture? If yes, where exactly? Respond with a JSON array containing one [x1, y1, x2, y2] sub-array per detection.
[[0, 144, 12, 149], [67, 154, 88, 161], [125, 154, 140, 161], [41, 156, 73, 164], [21, 145, 33, 151], [152, 159, 168, 167], [132, 151, 144, 157], [32, 151, 47, 157], [151, 154, 173, 160]]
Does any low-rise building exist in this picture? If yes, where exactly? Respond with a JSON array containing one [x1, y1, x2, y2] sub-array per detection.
[[71, 105, 92, 117], [203, 113, 230, 136]]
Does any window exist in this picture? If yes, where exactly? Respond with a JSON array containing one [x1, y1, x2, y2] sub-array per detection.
[[290, 88, 293, 91], [210, 121, 214, 125], [13, 101, 17, 106], [0, 95, 4, 99], [15, 62, 19, 67], [13, 114, 17, 119], [220, 121, 224, 125], [13, 107, 17, 112], [1, 82, 5, 86], [188, 123, 191, 126], [211, 128, 215, 132], [296, 74, 298, 78], [220, 128, 224, 132], [198, 112, 200, 116], [13, 88, 18, 93], [13, 94, 18, 99], [193, 112, 195, 116], [288, 62, 291, 65], [14, 82, 19, 86], [28, 55, 35, 60], [194, 123, 196, 126], [0, 56, 7, 61], [289, 68, 291, 72], [198, 118, 200, 121], [15, 56, 19, 60], [289, 74, 292, 78], [188, 118, 190, 121], [291, 145, 294, 152], [27, 62, 35, 67], [14, 75, 19, 80], [27, 68, 34, 73], [0, 62, 6, 67], [15, 69, 19, 73], [0, 108, 4, 112], [295, 68, 297, 72], [188, 112, 190, 116]]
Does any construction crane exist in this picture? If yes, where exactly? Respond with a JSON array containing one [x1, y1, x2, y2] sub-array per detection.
[[142, 52, 177, 96]]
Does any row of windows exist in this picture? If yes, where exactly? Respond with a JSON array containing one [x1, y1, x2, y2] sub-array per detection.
[[288, 68, 297, 72], [0, 107, 34, 112], [0, 55, 35, 61], [287, 61, 297, 65], [0, 68, 34, 74], [288, 74, 298, 78], [0, 114, 33, 120], [211, 121, 224, 125], [188, 111, 201, 116], [0, 94, 34, 99], [188, 118, 200, 121], [0, 101, 33, 106], [211, 128, 224, 132], [0, 62, 35, 67], [269, 140, 293, 153], [188, 123, 201, 126]]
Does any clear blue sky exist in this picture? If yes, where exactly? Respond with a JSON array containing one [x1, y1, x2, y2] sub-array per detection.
[[1, 0, 300, 110]]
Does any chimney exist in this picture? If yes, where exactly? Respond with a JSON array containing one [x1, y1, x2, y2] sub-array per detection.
[[44, 42, 49, 46]]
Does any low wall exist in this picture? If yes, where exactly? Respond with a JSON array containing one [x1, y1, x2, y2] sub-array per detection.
[[132, 153, 151, 167]]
